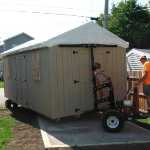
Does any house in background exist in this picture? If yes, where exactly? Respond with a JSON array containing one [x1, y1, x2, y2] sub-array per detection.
[[3, 32, 34, 51], [0, 32, 34, 74], [126, 48, 150, 71], [0, 44, 4, 74], [0, 44, 4, 53]]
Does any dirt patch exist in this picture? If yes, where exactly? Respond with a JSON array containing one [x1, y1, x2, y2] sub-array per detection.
[[1, 107, 150, 150], [0, 109, 12, 118], [6, 107, 45, 150]]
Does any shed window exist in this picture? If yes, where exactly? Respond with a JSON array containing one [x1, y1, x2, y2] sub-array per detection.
[[31, 53, 40, 80]]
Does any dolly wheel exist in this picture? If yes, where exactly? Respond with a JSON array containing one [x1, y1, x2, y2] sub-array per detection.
[[101, 109, 124, 133], [12, 102, 18, 108], [5, 100, 12, 108]]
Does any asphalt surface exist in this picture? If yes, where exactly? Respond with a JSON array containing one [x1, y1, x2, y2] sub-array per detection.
[[0, 88, 7, 105]]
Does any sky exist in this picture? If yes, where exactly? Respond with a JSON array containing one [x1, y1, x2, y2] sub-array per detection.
[[0, 0, 149, 43]]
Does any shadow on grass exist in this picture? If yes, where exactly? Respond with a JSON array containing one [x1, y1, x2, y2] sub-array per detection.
[[8, 107, 40, 129]]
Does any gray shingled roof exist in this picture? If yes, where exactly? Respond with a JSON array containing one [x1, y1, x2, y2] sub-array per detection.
[[135, 49, 150, 53], [126, 48, 150, 71], [126, 53, 143, 71]]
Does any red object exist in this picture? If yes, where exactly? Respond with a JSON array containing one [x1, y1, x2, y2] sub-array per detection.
[[123, 107, 132, 116], [96, 78, 104, 99], [94, 70, 104, 99], [133, 87, 139, 115]]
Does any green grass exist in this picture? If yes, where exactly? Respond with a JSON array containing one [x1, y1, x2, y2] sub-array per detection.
[[0, 106, 7, 110], [0, 82, 4, 88], [136, 118, 150, 124], [0, 105, 21, 109], [0, 108, 16, 150]]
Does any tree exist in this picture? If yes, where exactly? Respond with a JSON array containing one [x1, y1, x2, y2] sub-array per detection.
[[96, 0, 150, 50]]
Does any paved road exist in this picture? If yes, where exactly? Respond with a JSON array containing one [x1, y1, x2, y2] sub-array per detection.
[[0, 88, 7, 105]]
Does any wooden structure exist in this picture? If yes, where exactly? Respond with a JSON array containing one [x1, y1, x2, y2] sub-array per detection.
[[127, 71, 148, 113], [2, 22, 129, 120]]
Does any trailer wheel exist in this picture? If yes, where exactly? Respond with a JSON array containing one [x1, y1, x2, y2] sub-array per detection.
[[5, 100, 11, 108], [12, 102, 18, 108], [101, 109, 124, 133]]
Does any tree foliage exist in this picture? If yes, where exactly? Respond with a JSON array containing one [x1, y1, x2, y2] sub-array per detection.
[[96, 0, 150, 50]]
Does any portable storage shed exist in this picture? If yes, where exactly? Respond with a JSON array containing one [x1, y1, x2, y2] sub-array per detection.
[[1, 22, 129, 120]]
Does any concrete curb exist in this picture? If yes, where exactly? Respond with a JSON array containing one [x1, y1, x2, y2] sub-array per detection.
[[37, 115, 52, 148]]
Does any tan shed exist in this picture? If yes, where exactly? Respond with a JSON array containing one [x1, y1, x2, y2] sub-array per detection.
[[1, 22, 129, 120]]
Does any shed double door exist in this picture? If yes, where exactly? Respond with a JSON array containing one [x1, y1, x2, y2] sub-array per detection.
[[73, 50, 93, 112], [14, 55, 28, 105]]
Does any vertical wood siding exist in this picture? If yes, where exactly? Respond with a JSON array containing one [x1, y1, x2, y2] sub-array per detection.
[[94, 46, 127, 102], [3, 45, 127, 119], [73, 49, 93, 112]]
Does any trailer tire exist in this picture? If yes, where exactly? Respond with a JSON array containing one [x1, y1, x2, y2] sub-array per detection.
[[101, 109, 124, 133], [5, 100, 11, 108], [12, 102, 18, 108]]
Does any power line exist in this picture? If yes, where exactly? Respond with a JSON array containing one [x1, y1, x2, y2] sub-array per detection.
[[0, 9, 90, 18], [2, 22, 84, 26], [0, 2, 104, 13]]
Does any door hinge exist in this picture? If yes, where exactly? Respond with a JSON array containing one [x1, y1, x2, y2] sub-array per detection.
[[73, 51, 78, 54], [75, 108, 80, 112], [74, 80, 79, 84], [106, 51, 110, 54]]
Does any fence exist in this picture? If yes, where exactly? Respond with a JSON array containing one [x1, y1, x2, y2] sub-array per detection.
[[127, 71, 148, 113]]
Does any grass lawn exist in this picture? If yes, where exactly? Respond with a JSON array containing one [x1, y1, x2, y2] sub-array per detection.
[[0, 107, 16, 150], [0, 106, 7, 109], [0, 82, 4, 88], [136, 118, 150, 124]]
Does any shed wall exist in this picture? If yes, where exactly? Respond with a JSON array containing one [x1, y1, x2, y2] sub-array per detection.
[[50, 46, 78, 118], [3, 45, 127, 120], [3, 48, 54, 119], [94, 46, 127, 105], [26, 48, 52, 118]]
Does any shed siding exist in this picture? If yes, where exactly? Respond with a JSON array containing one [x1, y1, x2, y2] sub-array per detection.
[[73, 49, 93, 112], [25, 48, 53, 118], [50, 46, 58, 119], [116, 46, 127, 99], [3, 45, 127, 120], [94, 46, 127, 101]]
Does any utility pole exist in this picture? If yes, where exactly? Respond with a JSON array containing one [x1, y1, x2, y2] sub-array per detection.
[[104, 0, 109, 29]]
